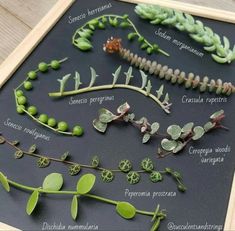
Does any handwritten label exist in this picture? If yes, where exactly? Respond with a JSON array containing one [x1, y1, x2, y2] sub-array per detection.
[[3, 118, 50, 141], [125, 189, 176, 200], [155, 28, 204, 58], [189, 145, 231, 165], [69, 95, 115, 106], [68, 2, 112, 24], [181, 95, 227, 105]]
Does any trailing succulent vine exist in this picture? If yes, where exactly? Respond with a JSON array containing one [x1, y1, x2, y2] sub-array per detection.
[[72, 14, 169, 56], [135, 4, 235, 64], [14, 58, 84, 137], [48, 66, 172, 113], [0, 172, 166, 230], [0, 134, 186, 191], [93, 102, 228, 158], [103, 37, 235, 96]]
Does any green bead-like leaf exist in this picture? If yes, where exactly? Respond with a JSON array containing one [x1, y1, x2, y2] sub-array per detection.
[[0, 172, 10, 192], [141, 158, 154, 172], [99, 108, 115, 123], [161, 139, 178, 151], [75, 37, 92, 51], [126, 171, 140, 184], [37, 157, 50, 168], [71, 195, 78, 220], [26, 190, 39, 215], [167, 125, 181, 140], [76, 174, 96, 195], [204, 122, 216, 132], [210, 110, 224, 119], [14, 150, 24, 159], [93, 119, 108, 133], [142, 133, 151, 144], [118, 159, 132, 173], [192, 126, 205, 140], [69, 164, 81, 176], [42, 173, 63, 191], [116, 202, 136, 219], [150, 171, 163, 183], [101, 170, 114, 183]]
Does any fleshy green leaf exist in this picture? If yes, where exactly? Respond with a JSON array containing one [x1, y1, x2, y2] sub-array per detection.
[[88, 67, 98, 88], [112, 66, 122, 86], [71, 195, 78, 220], [42, 173, 63, 191], [117, 102, 130, 114], [116, 202, 136, 219], [74, 71, 82, 90], [26, 190, 39, 215], [173, 142, 186, 154], [60, 151, 69, 161], [69, 164, 81, 176], [182, 122, 194, 133], [167, 125, 181, 140], [156, 85, 164, 99], [14, 150, 24, 159], [161, 138, 177, 151], [0, 172, 10, 192], [150, 122, 160, 135], [142, 133, 151, 144], [126, 171, 140, 184], [140, 70, 148, 89], [192, 126, 205, 140], [145, 80, 152, 96], [91, 155, 100, 168], [75, 37, 92, 51], [124, 67, 133, 85], [210, 110, 224, 119], [37, 157, 50, 168], [28, 144, 37, 153], [98, 108, 115, 123], [150, 172, 162, 183], [57, 74, 71, 94], [204, 122, 216, 132], [101, 170, 114, 183], [76, 174, 96, 195], [93, 119, 108, 133]]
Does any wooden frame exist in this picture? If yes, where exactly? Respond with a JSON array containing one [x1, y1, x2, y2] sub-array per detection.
[[0, 0, 234, 230]]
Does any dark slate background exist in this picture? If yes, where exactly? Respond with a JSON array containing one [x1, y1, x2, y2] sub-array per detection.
[[0, 0, 234, 230]]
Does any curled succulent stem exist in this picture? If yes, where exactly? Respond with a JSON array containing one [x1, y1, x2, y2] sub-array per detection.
[[103, 37, 235, 96]]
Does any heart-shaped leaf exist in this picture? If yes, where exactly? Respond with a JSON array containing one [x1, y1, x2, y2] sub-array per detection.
[[0, 172, 10, 192], [173, 142, 186, 154], [116, 202, 136, 219], [204, 122, 216, 132], [77, 174, 96, 195], [161, 139, 177, 151], [99, 108, 115, 123], [182, 122, 194, 133], [26, 190, 39, 215], [42, 173, 63, 191], [167, 125, 181, 140], [142, 133, 151, 144], [71, 195, 78, 220], [93, 119, 107, 133], [192, 126, 205, 140], [150, 122, 160, 135], [117, 102, 130, 114]]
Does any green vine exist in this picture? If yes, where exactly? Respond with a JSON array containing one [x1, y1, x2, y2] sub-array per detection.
[[0, 135, 186, 191], [135, 4, 235, 64], [14, 58, 84, 137], [48, 66, 172, 113], [92, 102, 228, 158], [0, 172, 166, 230], [103, 37, 235, 96], [72, 14, 169, 56]]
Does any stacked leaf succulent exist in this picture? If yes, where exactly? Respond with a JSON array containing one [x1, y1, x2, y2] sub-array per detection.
[[0, 171, 166, 230], [135, 4, 235, 64]]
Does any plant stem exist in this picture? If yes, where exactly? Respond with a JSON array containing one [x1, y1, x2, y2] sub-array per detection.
[[49, 84, 169, 113]]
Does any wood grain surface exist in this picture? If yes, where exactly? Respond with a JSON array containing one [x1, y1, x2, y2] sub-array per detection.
[[0, 0, 235, 65]]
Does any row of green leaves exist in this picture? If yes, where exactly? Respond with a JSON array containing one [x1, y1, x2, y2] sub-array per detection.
[[135, 4, 235, 64], [0, 136, 185, 191], [0, 171, 166, 230]]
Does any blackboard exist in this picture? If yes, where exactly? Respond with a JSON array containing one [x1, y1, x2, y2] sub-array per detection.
[[0, 0, 234, 230]]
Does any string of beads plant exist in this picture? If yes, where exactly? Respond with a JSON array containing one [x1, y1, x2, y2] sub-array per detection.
[[135, 4, 235, 64], [0, 134, 186, 191], [0, 172, 166, 231], [14, 58, 84, 137], [48, 66, 172, 113], [93, 102, 228, 158], [72, 14, 169, 56], [103, 37, 235, 96]]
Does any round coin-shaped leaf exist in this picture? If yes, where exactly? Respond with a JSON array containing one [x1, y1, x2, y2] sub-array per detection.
[[26, 190, 39, 215], [42, 173, 63, 191], [76, 174, 96, 195], [192, 126, 205, 140], [161, 139, 177, 151], [167, 125, 181, 140]]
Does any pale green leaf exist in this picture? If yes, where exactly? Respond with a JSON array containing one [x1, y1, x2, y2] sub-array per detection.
[[117, 102, 130, 114], [156, 85, 164, 99], [167, 125, 181, 140], [0, 172, 10, 192], [93, 119, 107, 133], [161, 138, 177, 151], [204, 122, 215, 132], [145, 80, 152, 96], [57, 74, 71, 94], [112, 66, 122, 86], [192, 126, 205, 140], [140, 70, 148, 89], [26, 190, 39, 215], [74, 71, 82, 90], [42, 173, 63, 191], [116, 202, 136, 219], [210, 110, 224, 119], [71, 195, 78, 220], [88, 67, 98, 88], [150, 122, 160, 135], [76, 174, 96, 195], [142, 133, 151, 143], [124, 67, 133, 85], [98, 108, 115, 123]]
